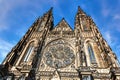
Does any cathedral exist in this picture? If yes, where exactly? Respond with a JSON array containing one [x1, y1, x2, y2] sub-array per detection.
[[0, 7, 120, 80]]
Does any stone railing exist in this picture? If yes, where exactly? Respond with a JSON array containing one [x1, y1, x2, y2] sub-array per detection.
[[93, 73, 111, 79], [37, 71, 53, 76], [77, 66, 91, 72]]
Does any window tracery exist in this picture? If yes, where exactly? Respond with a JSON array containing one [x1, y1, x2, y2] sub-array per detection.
[[43, 40, 75, 68], [87, 43, 96, 63], [82, 75, 91, 80], [24, 42, 34, 62]]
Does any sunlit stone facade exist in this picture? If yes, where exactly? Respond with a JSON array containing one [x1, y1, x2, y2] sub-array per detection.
[[0, 7, 120, 80]]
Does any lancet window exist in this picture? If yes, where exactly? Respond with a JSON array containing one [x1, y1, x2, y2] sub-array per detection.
[[24, 42, 34, 62], [87, 43, 96, 63]]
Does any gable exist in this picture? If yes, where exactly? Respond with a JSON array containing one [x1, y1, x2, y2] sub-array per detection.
[[52, 18, 73, 32]]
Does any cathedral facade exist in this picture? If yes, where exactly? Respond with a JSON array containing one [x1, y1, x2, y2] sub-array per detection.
[[0, 7, 120, 80]]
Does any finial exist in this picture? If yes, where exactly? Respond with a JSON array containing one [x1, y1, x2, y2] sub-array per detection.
[[77, 6, 85, 15], [49, 7, 53, 13], [62, 17, 65, 20]]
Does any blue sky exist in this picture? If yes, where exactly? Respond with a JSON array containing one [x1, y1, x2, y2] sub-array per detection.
[[0, 0, 120, 64]]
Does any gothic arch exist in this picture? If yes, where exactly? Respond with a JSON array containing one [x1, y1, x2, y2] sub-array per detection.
[[22, 39, 39, 61], [84, 39, 98, 66], [16, 39, 38, 66], [28, 38, 39, 46], [23, 41, 34, 62]]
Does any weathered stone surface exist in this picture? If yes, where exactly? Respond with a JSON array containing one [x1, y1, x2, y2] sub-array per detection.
[[0, 7, 120, 80]]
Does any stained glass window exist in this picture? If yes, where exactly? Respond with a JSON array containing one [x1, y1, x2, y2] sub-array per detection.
[[44, 40, 75, 68], [24, 42, 34, 62], [88, 43, 96, 63], [82, 75, 91, 80]]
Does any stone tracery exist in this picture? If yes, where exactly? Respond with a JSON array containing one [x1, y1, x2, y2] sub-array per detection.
[[44, 40, 75, 68]]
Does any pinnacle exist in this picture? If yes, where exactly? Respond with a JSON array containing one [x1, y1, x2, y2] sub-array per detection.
[[43, 7, 53, 16], [61, 17, 65, 21], [77, 6, 86, 15], [49, 7, 53, 13]]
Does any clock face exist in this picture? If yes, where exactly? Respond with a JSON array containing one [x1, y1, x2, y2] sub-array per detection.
[[43, 40, 75, 68]]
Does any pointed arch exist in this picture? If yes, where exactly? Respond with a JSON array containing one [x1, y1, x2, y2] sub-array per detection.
[[84, 39, 97, 66], [24, 41, 34, 62], [15, 38, 38, 66], [87, 43, 96, 63]]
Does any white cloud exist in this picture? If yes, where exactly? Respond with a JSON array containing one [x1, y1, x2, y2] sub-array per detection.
[[0, 0, 39, 32], [103, 31, 120, 61], [0, 24, 8, 31], [114, 45, 120, 62], [0, 39, 14, 63], [113, 14, 120, 20], [100, 0, 111, 17], [104, 31, 113, 45], [101, 8, 110, 17], [0, 0, 59, 32], [0, 0, 20, 31], [0, 0, 12, 31]]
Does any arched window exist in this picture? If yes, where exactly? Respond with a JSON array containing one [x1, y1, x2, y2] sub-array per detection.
[[82, 75, 91, 80], [24, 42, 34, 62], [87, 43, 96, 63]]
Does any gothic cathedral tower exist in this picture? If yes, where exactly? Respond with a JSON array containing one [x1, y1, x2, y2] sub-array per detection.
[[0, 7, 120, 80]]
